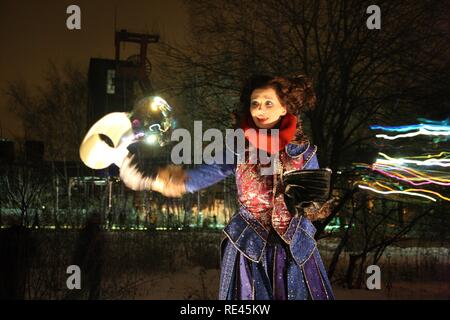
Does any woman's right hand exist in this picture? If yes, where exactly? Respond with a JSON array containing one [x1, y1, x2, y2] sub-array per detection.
[[150, 164, 187, 197], [119, 154, 152, 191]]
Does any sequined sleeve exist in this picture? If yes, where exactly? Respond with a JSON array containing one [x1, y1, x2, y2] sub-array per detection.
[[184, 145, 236, 193], [303, 154, 319, 170], [185, 162, 235, 193]]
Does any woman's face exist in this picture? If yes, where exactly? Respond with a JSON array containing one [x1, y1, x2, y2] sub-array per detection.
[[250, 87, 287, 129]]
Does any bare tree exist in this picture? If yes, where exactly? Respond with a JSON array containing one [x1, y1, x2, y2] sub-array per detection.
[[5, 61, 87, 161], [0, 163, 50, 227], [330, 188, 433, 288], [152, 0, 450, 284], [156, 0, 449, 166]]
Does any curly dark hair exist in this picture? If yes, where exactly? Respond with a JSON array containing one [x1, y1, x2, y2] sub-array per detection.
[[238, 74, 316, 144]]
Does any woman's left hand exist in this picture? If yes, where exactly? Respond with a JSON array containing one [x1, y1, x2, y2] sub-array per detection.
[[303, 199, 334, 222]]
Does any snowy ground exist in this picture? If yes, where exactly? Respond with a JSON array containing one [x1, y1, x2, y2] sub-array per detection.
[[126, 267, 449, 300], [126, 238, 450, 300], [12, 230, 448, 300]]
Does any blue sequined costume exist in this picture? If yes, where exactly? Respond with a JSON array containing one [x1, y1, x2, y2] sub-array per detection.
[[185, 142, 334, 300]]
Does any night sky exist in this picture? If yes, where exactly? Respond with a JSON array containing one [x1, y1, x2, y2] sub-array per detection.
[[0, 0, 190, 140]]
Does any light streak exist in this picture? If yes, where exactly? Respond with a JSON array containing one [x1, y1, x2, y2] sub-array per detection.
[[405, 152, 450, 159], [377, 152, 450, 167], [375, 128, 450, 140], [375, 182, 450, 202], [360, 118, 450, 204], [358, 185, 437, 201], [372, 163, 450, 185], [370, 118, 450, 132], [417, 117, 450, 126]]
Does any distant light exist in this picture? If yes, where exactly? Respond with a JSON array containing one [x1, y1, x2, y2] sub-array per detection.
[[146, 134, 158, 144], [150, 96, 171, 112], [150, 100, 159, 112]]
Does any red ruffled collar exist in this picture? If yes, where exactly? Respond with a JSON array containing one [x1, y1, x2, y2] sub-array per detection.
[[240, 113, 297, 154]]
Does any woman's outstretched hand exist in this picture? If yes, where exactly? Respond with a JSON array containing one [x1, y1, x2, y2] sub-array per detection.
[[151, 164, 187, 197], [119, 154, 187, 198]]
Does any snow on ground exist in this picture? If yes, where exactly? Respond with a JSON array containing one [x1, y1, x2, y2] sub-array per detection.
[[128, 267, 449, 300]]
